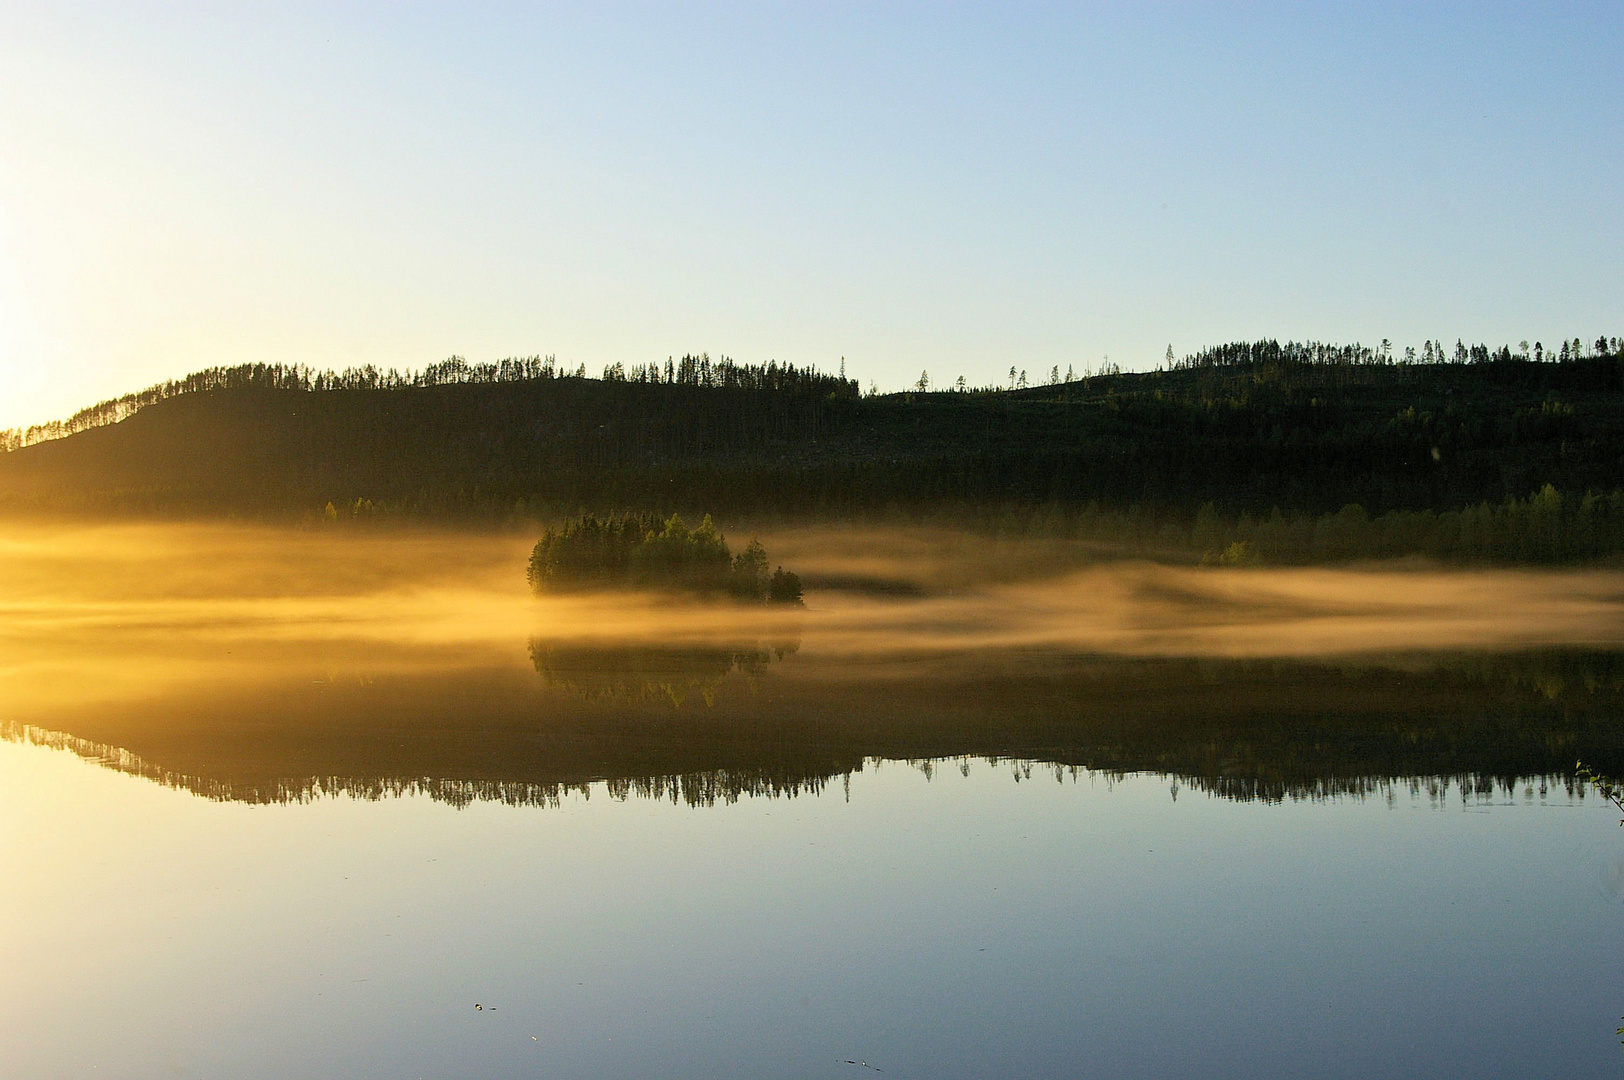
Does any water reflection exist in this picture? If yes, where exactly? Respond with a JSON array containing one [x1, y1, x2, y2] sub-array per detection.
[[528, 636, 800, 705], [6, 646, 1623, 810]]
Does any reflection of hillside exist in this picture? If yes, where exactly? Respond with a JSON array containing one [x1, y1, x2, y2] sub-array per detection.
[[528, 638, 799, 706], [6, 648, 1624, 809], [0, 722, 839, 810]]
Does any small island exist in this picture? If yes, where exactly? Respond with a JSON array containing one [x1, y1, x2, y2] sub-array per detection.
[[527, 513, 803, 604]]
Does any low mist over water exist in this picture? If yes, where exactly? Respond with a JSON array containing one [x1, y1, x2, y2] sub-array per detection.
[[4, 517, 1624, 804], [8, 518, 1624, 693]]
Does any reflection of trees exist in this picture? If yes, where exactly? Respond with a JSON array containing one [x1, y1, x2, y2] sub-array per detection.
[[8, 647, 1624, 810], [1033, 650, 1624, 804], [527, 637, 799, 706], [0, 721, 843, 809]]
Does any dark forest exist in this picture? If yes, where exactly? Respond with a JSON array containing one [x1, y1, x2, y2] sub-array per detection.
[[4, 339, 1624, 563]]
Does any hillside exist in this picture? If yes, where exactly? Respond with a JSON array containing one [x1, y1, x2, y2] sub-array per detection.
[[4, 344, 1624, 543]]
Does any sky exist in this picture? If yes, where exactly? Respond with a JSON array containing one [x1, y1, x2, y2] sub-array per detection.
[[0, 2, 1620, 429]]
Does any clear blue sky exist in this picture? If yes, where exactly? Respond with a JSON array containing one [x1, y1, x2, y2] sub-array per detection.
[[1, 2, 1619, 426]]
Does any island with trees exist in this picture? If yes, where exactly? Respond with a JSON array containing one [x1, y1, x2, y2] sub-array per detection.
[[526, 512, 802, 603]]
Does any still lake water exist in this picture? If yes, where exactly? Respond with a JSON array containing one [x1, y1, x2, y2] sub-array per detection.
[[4, 522, 1624, 1077]]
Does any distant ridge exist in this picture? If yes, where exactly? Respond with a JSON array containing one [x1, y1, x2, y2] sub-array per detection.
[[4, 340, 1624, 557], [8, 337, 1617, 454]]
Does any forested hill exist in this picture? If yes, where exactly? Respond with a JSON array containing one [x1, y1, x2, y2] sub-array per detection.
[[4, 343, 1624, 531]]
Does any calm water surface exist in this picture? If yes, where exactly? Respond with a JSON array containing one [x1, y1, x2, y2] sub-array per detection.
[[4, 522, 1624, 1078], [4, 739, 1623, 1079]]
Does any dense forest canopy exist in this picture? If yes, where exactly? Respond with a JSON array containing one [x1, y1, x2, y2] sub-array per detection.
[[5, 337, 1624, 565]]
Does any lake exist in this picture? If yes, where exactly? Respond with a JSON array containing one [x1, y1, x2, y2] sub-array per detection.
[[3, 520, 1624, 1078]]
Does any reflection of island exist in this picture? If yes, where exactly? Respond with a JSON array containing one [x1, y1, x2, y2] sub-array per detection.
[[528, 637, 799, 706], [7, 648, 1624, 809]]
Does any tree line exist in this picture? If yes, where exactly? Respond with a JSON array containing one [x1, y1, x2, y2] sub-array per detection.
[[895, 334, 1623, 398], [1193, 484, 1624, 565], [599, 352, 857, 395], [10, 336, 1621, 454], [1174, 335, 1621, 370], [1, 352, 855, 453]]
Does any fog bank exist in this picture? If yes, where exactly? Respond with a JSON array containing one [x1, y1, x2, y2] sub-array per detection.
[[3, 520, 1623, 722]]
